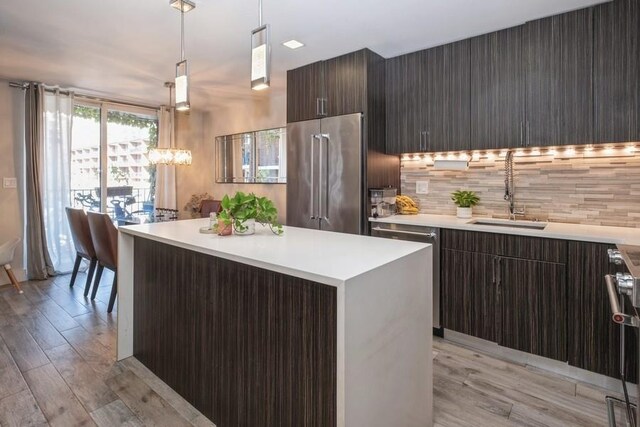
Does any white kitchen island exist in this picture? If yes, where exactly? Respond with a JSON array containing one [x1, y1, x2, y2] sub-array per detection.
[[118, 218, 432, 427]]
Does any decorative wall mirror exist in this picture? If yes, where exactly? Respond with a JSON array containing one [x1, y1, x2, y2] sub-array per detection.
[[215, 127, 286, 184]]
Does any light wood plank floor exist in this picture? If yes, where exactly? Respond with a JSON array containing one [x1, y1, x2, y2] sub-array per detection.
[[0, 272, 632, 426]]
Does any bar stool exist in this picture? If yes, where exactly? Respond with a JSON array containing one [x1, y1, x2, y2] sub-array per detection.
[[0, 238, 22, 294], [65, 207, 98, 296], [87, 212, 118, 313]]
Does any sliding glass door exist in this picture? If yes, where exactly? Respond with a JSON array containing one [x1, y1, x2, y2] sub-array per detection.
[[70, 102, 158, 223]]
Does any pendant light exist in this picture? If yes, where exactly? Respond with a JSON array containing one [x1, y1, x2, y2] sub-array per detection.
[[173, 0, 195, 111], [148, 82, 193, 166], [251, 0, 271, 90]]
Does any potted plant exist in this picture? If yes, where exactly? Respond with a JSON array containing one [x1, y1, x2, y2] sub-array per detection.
[[451, 190, 480, 219], [217, 192, 283, 236]]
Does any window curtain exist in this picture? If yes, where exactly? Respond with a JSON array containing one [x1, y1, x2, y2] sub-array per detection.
[[155, 106, 177, 210], [24, 83, 52, 279], [41, 87, 76, 274], [24, 84, 76, 278]]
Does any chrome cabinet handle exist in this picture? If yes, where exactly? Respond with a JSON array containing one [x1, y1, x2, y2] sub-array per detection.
[[372, 227, 436, 239]]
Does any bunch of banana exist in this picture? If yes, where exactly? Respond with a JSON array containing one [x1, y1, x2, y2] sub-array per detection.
[[396, 195, 419, 215]]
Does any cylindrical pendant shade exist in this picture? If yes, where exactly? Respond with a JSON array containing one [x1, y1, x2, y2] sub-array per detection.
[[251, 24, 270, 90]]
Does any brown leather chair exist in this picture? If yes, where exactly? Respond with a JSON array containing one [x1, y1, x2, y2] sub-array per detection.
[[199, 199, 222, 218], [65, 207, 98, 296], [87, 212, 118, 313]]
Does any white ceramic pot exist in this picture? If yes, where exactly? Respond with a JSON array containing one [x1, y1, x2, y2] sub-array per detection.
[[456, 207, 472, 219], [235, 218, 256, 235]]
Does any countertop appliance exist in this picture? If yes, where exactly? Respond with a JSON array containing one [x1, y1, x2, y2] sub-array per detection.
[[370, 188, 397, 218], [371, 222, 441, 332], [606, 245, 640, 426], [287, 113, 363, 234]]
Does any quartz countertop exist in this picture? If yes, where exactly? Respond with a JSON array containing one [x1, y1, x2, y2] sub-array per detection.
[[370, 214, 640, 245], [120, 218, 429, 286]]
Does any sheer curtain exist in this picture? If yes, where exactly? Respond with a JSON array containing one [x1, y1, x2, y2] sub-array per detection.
[[155, 106, 177, 209], [40, 86, 76, 273]]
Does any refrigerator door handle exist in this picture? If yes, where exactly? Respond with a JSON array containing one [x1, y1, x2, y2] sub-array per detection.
[[310, 134, 320, 220], [319, 133, 330, 220]]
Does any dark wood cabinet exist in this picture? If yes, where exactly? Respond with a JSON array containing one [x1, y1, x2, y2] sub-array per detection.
[[498, 257, 566, 361], [593, 0, 640, 143], [385, 52, 424, 154], [287, 61, 325, 123], [441, 249, 496, 342], [324, 50, 367, 117], [567, 241, 637, 382], [441, 229, 567, 362], [470, 26, 526, 150], [524, 8, 593, 147]]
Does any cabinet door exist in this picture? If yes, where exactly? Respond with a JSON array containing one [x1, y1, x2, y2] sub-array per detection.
[[593, 0, 640, 143], [325, 50, 366, 117], [470, 26, 526, 150], [498, 257, 566, 361], [567, 241, 637, 382], [422, 40, 471, 152], [287, 61, 324, 123], [525, 8, 593, 146], [442, 249, 496, 342], [385, 52, 424, 154]]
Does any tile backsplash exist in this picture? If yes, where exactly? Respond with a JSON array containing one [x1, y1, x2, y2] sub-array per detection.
[[401, 152, 640, 228]]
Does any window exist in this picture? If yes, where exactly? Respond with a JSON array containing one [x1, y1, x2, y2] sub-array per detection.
[[70, 103, 158, 223]]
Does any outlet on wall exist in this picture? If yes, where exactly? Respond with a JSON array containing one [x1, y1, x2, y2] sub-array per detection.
[[2, 177, 17, 189], [416, 180, 429, 194]]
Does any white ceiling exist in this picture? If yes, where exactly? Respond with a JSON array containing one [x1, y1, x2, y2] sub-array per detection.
[[0, 0, 608, 112]]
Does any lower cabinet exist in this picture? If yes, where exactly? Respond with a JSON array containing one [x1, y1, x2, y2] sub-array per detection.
[[442, 247, 566, 361], [567, 241, 637, 382]]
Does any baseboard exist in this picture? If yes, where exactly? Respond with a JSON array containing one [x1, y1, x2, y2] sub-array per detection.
[[443, 329, 638, 398], [0, 267, 26, 286]]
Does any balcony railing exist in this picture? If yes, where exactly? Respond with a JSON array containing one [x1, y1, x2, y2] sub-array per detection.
[[70, 187, 154, 222]]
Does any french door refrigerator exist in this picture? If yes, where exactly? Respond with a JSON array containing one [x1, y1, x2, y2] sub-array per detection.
[[287, 113, 362, 234]]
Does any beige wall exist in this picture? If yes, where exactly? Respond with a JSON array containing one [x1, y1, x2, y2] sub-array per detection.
[[0, 81, 26, 284], [175, 94, 287, 222]]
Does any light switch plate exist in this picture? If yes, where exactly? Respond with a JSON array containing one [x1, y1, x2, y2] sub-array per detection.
[[416, 180, 429, 194], [3, 177, 17, 189]]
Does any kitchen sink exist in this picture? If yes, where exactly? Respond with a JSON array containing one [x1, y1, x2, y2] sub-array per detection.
[[467, 219, 548, 230]]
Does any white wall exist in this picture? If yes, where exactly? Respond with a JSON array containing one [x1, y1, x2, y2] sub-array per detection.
[[0, 80, 26, 284], [176, 93, 287, 222]]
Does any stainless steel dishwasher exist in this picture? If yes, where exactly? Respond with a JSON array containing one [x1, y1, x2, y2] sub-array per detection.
[[371, 222, 441, 333]]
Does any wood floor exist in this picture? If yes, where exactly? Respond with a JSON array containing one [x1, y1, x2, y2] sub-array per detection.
[[0, 271, 632, 427]]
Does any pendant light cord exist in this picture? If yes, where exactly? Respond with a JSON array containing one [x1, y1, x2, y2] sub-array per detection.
[[180, 1, 185, 61], [258, 0, 263, 26]]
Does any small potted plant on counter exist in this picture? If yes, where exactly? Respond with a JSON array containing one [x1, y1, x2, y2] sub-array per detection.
[[217, 192, 283, 236], [451, 190, 480, 219]]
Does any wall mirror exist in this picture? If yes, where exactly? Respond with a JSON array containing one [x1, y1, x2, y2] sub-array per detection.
[[215, 127, 286, 184]]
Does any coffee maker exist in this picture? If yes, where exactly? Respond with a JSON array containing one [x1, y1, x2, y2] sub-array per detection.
[[369, 188, 397, 218]]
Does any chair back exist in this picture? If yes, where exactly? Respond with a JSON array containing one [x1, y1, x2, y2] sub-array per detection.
[[199, 200, 222, 218], [87, 212, 118, 271], [0, 238, 20, 266], [65, 207, 96, 259]]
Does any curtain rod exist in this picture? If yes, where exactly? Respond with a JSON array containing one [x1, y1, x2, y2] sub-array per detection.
[[8, 81, 160, 112]]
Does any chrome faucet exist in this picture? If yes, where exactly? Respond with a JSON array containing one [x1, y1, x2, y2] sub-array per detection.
[[504, 151, 525, 221]]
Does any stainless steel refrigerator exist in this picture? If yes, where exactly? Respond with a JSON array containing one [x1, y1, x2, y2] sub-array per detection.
[[287, 113, 362, 234]]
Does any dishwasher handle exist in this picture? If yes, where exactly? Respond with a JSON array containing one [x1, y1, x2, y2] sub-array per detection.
[[372, 227, 437, 240], [605, 274, 639, 327]]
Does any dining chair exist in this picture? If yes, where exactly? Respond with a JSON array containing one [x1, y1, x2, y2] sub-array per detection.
[[65, 207, 98, 296], [0, 238, 23, 294], [199, 199, 222, 218], [87, 212, 118, 313]]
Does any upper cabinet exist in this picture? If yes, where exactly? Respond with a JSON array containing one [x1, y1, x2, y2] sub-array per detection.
[[386, 41, 471, 154], [524, 8, 594, 147], [593, 0, 640, 143], [470, 26, 526, 150], [286, 50, 370, 123]]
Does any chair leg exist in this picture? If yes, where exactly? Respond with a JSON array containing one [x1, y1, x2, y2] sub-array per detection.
[[4, 264, 23, 294], [107, 276, 117, 313], [84, 259, 97, 297], [91, 264, 104, 301], [69, 254, 82, 288]]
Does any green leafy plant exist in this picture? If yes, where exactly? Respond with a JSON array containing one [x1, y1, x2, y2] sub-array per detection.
[[218, 191, 283, 235], [451, 190, 480, 208]]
